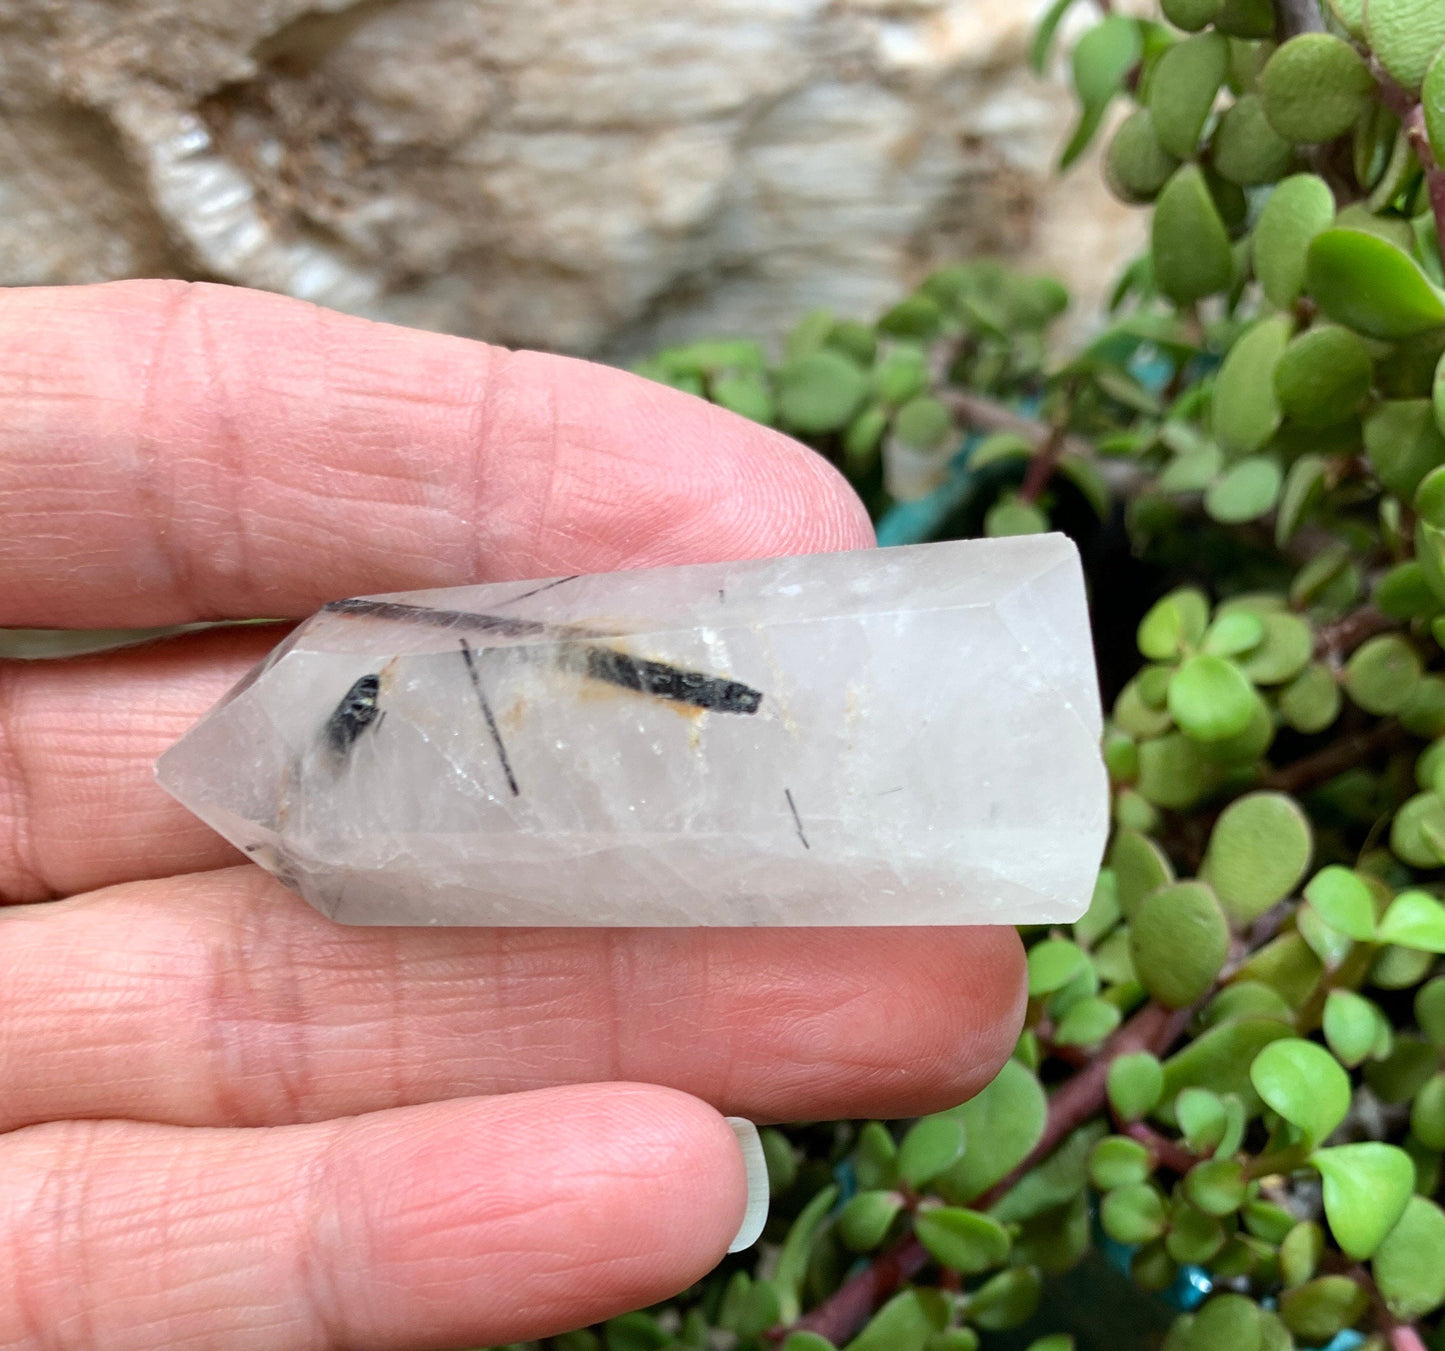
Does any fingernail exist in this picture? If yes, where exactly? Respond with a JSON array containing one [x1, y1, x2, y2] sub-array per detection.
[[726, 1117, 769, 1252]]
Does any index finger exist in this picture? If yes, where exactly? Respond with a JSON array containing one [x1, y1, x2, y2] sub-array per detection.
[[0, 281, 872, 628]]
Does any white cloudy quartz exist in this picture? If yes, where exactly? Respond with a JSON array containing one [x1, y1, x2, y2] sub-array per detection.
[[156, 535, 1108, 927]]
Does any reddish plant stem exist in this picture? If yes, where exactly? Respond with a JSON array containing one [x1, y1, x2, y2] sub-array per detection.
[[1314, 605, 1394, 663], [1019, 423, 1069, 505], [1372, 63, 1445, 260], [943, 392, 1093, 462], [1264, 722, 1410, 795], [779, 1002, 1192, 1345], [1390, 1325, 1429, 1351], [1123, 1119, 1198, 1175]]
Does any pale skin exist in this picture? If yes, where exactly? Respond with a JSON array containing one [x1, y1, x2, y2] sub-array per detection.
[[0, 280, 1026, 1351]]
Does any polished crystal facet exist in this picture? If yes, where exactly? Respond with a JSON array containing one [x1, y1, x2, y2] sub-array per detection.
[[156, 535, 1107, 926]]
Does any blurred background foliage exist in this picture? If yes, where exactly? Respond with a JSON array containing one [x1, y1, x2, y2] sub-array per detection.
[[520, 1, 1445, 1349]]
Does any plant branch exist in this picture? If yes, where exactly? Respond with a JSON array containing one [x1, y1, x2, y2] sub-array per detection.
[[943, 391, 1093, 463], [780, 1002, 1192, 1345], [1315, 605, 1395, 663], [1019, 423, 1070, 505], [1264, 722, 1410, 795], [1123, 1119, 1198, 1174], [1372, 60, 1445, 259], [1275, 0, 1325, 39]]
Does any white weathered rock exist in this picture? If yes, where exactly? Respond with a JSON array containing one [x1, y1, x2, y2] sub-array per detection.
[[0, 0, 1144, 357], [157, 536, 1108, 927]]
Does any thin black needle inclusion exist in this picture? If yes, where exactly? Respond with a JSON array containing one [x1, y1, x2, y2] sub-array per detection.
[[459, 639, 521, 797], [785, 788, 810, 850], [325, 597, 763, 715]]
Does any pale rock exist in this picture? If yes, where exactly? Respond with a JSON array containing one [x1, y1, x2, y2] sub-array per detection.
[[157, 535, 1108, 927], [0, 0, 1144, 357]]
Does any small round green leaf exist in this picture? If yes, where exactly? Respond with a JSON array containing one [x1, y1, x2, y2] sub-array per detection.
[[1150, 33, 1230, 159], [1417, 976, 1445, 1044], [1167, 654, 1256, 743], [776, 350, 869, 434], [877, 295, 942, 342], [1190, 1293, 1261, 1351], [1131, 882, 1230, 1007], [1137, 732, 1226, 809], [1251, 1037, 1352, 1147], [1280, 1275, 1370, 1342], [1379, 889, 1445, 950], [1365, 0, 1445, 93], [1185, 1159, 1248, 1217], [1308, 228, 1445, 340], [873, 346, 928, 404], [1212, 94, 1294, 186], [1411, 1071, 1445, 1148], [893, 396, 953, 452], [1275, 453, 1325, 550], [1323, 989, 1385, 1068], [1343, 634, 1423, 714], [1202, 610, 1264, 658], [914, 1206, 1011, 1275], [1108, 1052, 1165, 1122], [1089, 1135, 1152, 1191], [898, 1113, 967, 1189], [1106, 109, 1181, 204], [1279, 662, 1342, 733], [1214, 0, 1275, 39], [1110, 829, 1175, 919], [1391, 794, 1445, 868], [782, 1335, 840, 1351], [837, 1190, 905, 1252], [1313, 1141, 1416, 1259], [1239, 612, 1313, 685], [1153, 165, 1236, 306], [1367, 398, 1445, 499], [1260, 34, 1375, 144], [1377, 560, 1443, 621], [712, 373, 775, 425], [1255, 175, 1336, 309], [984, 495, 1049, 538], [1162, 0, 1222, 29], [1027, 939, 1089, 996], [966, 1266, 1043, 1333], [1204, 456, 1283, 524], [1303, 866, 1378, 940], [1280, 1220, 1325, 1287], [1202, 791, 1313, 924], [1101, 1182, 1168, 1245], [1054, 995, 1122, 1047], [1274, 326, 1373, 427], [1373, 1195, 1445, 1319], [1213, 316, 1292, 457], [1176, 1086, 1229, 1153], [1060, 16, 1145, 170], [932, 1060, 1046, 1204]]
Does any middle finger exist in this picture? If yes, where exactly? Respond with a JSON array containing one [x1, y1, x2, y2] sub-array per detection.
[[0, 866, 1024, 1132]]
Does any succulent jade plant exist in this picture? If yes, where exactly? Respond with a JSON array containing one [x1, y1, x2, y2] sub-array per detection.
[[525, 2, 1445, 1349]]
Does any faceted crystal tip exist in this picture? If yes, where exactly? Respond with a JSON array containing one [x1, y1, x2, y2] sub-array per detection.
[[157, 534, 1109, 926]]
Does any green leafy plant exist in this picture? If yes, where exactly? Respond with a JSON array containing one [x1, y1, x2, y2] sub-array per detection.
[[524, 3, 1445, 1349]]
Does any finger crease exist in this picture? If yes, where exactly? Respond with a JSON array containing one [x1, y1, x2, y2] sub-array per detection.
[[0, 664, 50, 902]]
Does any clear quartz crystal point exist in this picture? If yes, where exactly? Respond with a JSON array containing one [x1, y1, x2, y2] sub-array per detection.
[[157, 535, 1108, 926]]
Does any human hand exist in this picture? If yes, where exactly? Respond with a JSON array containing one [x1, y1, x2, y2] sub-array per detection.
[[0, 281, 1025, 1351]]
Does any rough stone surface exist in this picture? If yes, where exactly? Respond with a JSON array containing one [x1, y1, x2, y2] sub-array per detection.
[[157, 535, 1108, 927], [0, 0, 1144, 357]]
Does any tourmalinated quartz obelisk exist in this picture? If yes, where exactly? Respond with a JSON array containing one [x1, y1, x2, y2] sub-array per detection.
[[157, 535, 1107, 926]]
